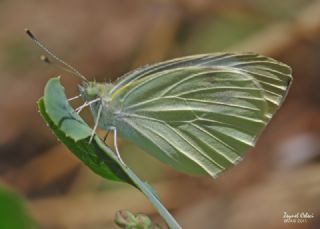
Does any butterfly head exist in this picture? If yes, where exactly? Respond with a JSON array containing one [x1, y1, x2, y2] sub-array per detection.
[[80, 81, 113, 101]]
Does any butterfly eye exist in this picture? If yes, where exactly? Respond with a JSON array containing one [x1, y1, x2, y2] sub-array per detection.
[[85, 85, 100, 98]]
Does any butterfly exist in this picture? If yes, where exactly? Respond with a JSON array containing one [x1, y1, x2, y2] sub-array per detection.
[[27, 30, 292, 178]]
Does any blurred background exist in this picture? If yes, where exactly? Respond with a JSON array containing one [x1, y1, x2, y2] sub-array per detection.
[[0, 0, 320, 228]]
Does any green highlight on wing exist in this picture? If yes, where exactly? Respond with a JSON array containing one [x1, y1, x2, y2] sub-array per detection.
[[111, 53, 292, 177]]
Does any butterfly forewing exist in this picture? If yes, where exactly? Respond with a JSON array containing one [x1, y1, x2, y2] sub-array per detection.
[[109, 53, 292, 177], [113, 53, 291, 119]]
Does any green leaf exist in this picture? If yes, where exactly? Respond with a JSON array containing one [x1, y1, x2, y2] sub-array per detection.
[[43, 76, 92, 141], [110, 53, 292, 177], [38, 77, 181, 229], [39, 78, 130, 183], [0, 186, 37, 229]]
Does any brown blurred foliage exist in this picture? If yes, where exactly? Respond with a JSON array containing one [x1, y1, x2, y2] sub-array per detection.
[[0, 0, 320, 228]]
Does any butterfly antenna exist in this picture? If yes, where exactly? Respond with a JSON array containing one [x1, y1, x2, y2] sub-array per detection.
[[40, 55, 84, 78], [25, 29, 88, 81]]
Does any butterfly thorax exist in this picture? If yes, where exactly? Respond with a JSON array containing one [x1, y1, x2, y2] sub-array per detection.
[[79, 81, 118, 129]]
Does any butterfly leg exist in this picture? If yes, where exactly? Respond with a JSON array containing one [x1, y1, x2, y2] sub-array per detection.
[[67, 94, 81, 101], [74, 98, 100, 114], [89, 102, 103, 143], [103, 131, 110, 143], [111, 127, 126, 166]]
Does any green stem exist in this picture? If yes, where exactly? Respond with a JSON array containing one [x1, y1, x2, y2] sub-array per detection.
[[96, 139, 182, 229]]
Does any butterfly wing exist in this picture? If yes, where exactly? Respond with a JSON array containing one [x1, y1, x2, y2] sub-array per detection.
[[113, 53, 291, 118], [110, 53, 292, 177]]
